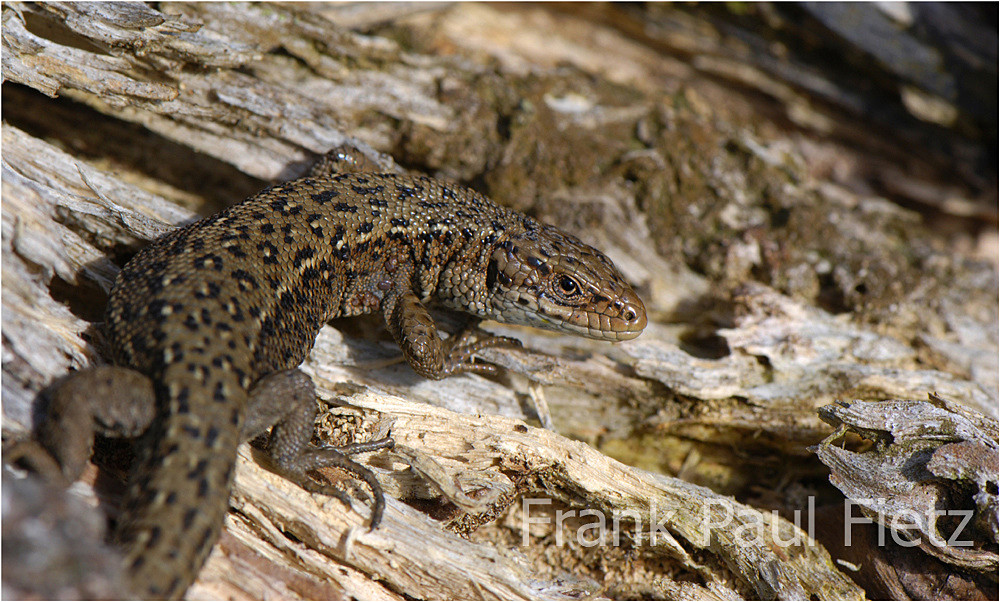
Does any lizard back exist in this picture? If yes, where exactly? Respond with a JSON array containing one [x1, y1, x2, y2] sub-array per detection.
[[97, 170, 645, 597]]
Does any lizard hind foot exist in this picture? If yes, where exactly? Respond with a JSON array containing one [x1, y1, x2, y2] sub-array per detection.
[[3, 438, 70, 486], [274, 440, 392, 530], [245, 369, 392, 529]]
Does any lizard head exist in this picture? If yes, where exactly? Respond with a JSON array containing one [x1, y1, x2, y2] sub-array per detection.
[[485, 224, 646, 341]]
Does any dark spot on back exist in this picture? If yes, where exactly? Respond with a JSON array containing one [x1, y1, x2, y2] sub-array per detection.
[[311, 190, 338, 204], [292, 247, 315, 268], [205, 426, 220, 447]]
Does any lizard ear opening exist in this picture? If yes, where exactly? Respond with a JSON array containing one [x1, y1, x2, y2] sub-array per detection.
[[486, 258, 499, 291]]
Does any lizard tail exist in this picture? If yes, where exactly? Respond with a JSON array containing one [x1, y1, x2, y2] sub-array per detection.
[[115, 373, 246, 600]]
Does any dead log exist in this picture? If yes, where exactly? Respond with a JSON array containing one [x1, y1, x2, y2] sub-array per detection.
[[3, 2, 995, 599]]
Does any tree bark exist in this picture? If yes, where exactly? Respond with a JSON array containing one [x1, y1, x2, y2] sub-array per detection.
[[3, 2, 995, 600]]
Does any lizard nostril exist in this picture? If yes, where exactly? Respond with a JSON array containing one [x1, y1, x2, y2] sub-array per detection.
[[619, 294, 646, 333]]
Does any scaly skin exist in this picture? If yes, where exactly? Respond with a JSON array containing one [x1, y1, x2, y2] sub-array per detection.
[[18, 147, 646, 599]]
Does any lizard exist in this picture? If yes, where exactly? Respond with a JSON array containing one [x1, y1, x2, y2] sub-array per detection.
[[9, 146, 646, 599]]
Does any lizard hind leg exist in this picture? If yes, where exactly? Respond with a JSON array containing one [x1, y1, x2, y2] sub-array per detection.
[[243, 369, 392, 529], [6, 366, 156, 485]]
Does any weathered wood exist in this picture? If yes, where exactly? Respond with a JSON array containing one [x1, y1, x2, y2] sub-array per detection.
[[815, 396, 998, 597], [3, 2, 995, 600]]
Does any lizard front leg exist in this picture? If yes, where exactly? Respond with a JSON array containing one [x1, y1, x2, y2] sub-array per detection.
[[381, 288, 520, 379], [307, 144, 401, 178]]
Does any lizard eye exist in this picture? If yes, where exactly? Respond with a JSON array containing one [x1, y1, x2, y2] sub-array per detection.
[[557, 275, 580, 295]]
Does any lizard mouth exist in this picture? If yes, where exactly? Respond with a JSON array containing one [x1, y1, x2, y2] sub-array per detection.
[[557, 285, 647, 341], [497, 287, 647, 341]]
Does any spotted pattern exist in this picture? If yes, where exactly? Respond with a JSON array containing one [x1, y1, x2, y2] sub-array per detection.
[[89, 148, 645, 599]]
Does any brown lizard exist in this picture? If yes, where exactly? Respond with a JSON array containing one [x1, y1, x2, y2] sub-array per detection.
[[11, 146, 646, 599]]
